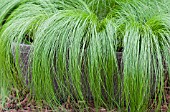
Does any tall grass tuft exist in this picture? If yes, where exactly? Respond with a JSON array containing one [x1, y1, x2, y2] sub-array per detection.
[[116, 1, 170, 111], [0, 0, 59, 107]]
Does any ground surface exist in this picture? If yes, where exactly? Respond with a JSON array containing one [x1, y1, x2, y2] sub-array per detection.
[[0, 77, 169, 112]]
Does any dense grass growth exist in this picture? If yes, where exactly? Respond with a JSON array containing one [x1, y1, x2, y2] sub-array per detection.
[[0, 0, 170, 111]]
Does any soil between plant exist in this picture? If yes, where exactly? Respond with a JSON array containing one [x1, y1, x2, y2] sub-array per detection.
[[0, 83, 169, 112]]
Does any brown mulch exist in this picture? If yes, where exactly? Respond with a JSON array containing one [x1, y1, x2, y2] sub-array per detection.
[[0, 76, 169, 112], [161, 74, 170, 111], [1, 90, 169, 112], [0, 88, 54, 112], [0, 90, 112, 112]]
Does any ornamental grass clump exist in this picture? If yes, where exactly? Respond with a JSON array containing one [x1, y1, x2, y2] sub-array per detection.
[[117, 1, 170, 111], [0, 0, 169, 111]]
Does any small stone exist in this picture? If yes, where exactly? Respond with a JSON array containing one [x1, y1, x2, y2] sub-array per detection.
[[9, 109, 17, 112], [99, 108, 107, 112]]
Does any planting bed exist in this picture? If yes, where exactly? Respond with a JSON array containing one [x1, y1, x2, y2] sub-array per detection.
[[8, 43, 170, 111], [0, 79, 169, 112], [1, 0, 170, 111]]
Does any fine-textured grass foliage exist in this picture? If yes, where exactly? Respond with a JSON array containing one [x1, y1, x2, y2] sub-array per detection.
[[0, 0, 170, 111], [115, 1, 170, 111]]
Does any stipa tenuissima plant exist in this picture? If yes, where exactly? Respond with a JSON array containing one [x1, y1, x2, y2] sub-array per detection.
[[0, 0, 61, 107], [31, 1, 120, 109], [116, 1, 170, 111], [0, 0, 169, 111]]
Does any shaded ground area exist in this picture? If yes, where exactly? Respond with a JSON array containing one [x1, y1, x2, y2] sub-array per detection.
[[0, 77, 169, 112]]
